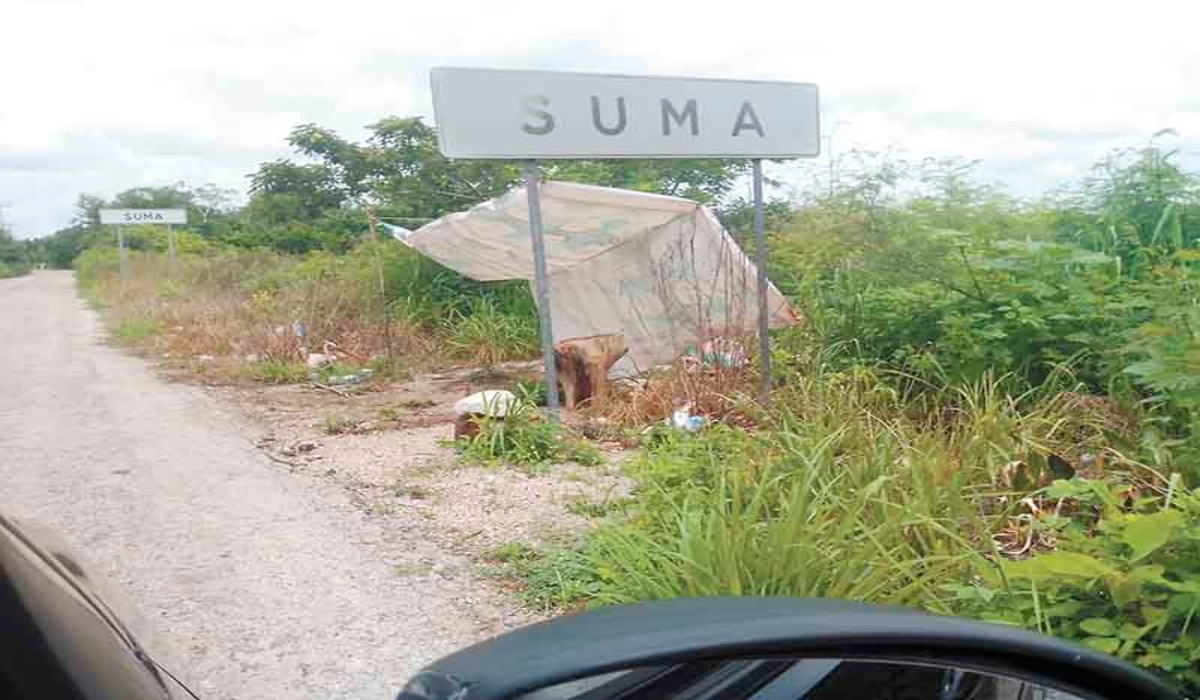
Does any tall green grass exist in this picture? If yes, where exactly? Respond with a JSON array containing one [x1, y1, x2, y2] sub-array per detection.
[[530, 364, 1131, 612], [444, 297, 539, 366]]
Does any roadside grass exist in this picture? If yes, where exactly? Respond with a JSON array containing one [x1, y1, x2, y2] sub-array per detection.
[[113, 318, 161, 345], [444, 297, 539, 367], [243, 359, 310, 384], [454, 400, 604, 472], [322, 414, 359, 435], [0, 261, 29, 279], [62, 143, 1200, 693], [518, 365, 1136, 610], [479, 541, 602, 613], [75, 246, 539, 385]]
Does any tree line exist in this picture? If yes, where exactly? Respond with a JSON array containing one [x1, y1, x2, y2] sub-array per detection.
[[29, 117, 752, 268]]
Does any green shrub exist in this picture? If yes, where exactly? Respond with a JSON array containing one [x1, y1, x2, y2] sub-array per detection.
[[952, 477, 1200, 694], [114, 318, 160, 344], [503, 544, 608, 612], [457, 400, 602, 470], [246, 359, 309, 384], [484, 541, 538, 563], [444, 298, 538, 366], [0, 261, 28, 278], [513, 378, 547, 406], [580, 431, 985, 606]]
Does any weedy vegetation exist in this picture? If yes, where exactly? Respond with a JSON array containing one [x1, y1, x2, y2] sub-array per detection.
[[42, 121, 1200, 691]]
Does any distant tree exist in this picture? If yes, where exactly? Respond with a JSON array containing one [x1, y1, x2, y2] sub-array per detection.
[[111, 183, 194, 210], [365, 117, 521, 218], [71, 194, 106, 229], [0, 224, 30, 275], [247, 160, 345, 224], [41, 227, 90, 269], [245, 117, 749, 232], [1060, 132, 1200, 277], [189, 183, 238, 223], [544, 159, 748, 204]]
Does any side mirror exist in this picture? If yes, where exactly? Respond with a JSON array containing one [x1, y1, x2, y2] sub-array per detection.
[[397, 598, 1177, 700]]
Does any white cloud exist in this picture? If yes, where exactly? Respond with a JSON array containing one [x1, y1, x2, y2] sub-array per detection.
[[3, 0, 1198, 236]]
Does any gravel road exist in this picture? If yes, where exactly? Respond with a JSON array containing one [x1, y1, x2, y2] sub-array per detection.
[[0, 272, 499, 699]]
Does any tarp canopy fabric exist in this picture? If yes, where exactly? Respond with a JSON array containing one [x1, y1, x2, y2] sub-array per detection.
[[405, 182, 800, 374]]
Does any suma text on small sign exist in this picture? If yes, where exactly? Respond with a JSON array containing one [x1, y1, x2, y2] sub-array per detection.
[[99, 209, 188, 225]]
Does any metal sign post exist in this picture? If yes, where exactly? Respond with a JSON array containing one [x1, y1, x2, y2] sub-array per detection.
[[524, 161, 562, 420], [752, 160, 771, 402], [117, 225, 128, 281], [167, 224, 177, 278]]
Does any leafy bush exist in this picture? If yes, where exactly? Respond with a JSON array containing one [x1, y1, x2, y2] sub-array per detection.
[[0, 227, 32, 277], [457, 400, 602, 470], [0, 261, 27, 278], [952, 477, 1200, 694]]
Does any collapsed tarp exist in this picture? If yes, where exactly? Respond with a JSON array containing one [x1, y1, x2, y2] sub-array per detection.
[[404, 182, 800, 375]]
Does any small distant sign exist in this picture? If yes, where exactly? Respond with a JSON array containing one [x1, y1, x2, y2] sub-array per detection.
[[99, 209, 187, 225], [431, 67, 820, 159]]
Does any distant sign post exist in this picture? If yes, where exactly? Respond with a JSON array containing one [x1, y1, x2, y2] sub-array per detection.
[[99, 209, 188, 280], [430, 67, 820, 411]]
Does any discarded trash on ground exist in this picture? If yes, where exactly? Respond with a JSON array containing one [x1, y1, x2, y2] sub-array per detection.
[[682, 337, 748, 369], [670, 402, 707, 432], [322, 368, 374, 386], [454, 389, 519, 439]]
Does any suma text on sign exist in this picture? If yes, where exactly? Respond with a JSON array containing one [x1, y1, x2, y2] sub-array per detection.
[[99, 209, 187, 225], [431, 68, 819, 160]]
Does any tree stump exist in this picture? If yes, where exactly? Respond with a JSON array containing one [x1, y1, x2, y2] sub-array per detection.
[[553, 334, 627, 410]]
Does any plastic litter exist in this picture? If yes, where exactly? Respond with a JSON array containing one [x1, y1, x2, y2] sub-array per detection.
[[671, 404, 706, 432], [325, 368, 374, 386], [682, 338, 748, 369], [454, 390, 519, 417]]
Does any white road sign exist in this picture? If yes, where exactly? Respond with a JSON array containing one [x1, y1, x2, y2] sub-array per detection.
[[99, 209, 187, 225], [431, 68, 820, 159]]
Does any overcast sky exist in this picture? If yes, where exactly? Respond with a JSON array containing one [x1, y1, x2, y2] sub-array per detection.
[[3, 0, 1198, 238]]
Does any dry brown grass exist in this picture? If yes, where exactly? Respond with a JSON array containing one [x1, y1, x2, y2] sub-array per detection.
[[85, 251, 443, 379], [587, 360, 760, 430]]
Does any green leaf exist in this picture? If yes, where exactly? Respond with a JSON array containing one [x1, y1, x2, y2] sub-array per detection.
[[1105, 572, 1141, 609], [1038, 552, 1115, 579], [1141, 604, 1170, 627], [1080, 618, 1118, 636], [1083, 636, 1120, 654], [1167, 594, 1200, 616], [1129, 565, 1167, 585], [1122, 510, 1184, 562], [1164, 577, 1200, 595], [1042, 601, 1084, 618]]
